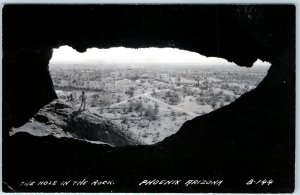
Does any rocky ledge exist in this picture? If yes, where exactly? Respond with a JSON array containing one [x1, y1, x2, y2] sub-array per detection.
[[10, 99, 140, 146]]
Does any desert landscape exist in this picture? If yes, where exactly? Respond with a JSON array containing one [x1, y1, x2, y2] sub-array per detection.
[[50, 62, 269, 144]]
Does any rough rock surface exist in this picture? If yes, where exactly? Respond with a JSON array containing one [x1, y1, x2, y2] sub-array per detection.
[[10, 99, 140, 146], [3, 5, 295, 193]]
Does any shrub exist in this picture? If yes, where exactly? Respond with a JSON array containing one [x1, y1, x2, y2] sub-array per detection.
[[98, 93, 112, 105], [126, 89, 135, 97], [152, 89, 157, 96], [117, 96, 121, 103], [212, 102, 217, 109], [217, 91, 224, 96], [144, 105, 158, 120], [220, 102, 225, 108], [92, 93, 100, 100], [166, 91, 172, 98], [90, 100, 98, 107], [135, 101, 144, 112], [154, 102, 159, 114], [142, 134, 148, 138], [128, 101, 134, 112], [138, 121, 149, 128], [121, 115, 129, 124], [169, 95, 180, 105], [171, 110, 176, 116], [224, 95, 231, 102]]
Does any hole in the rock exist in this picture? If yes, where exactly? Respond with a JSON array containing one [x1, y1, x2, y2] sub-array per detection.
[[47, 45, 271, 145]]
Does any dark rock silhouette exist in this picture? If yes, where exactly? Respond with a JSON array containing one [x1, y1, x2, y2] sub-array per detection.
[[3, 5, 295, 193]]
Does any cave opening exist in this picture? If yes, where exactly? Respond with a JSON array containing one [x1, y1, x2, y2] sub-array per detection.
[[18, 45, 269, 145], [3, 5, 295, 193]]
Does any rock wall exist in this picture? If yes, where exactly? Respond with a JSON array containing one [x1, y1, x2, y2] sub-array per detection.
[[3, 5, 295, 192]]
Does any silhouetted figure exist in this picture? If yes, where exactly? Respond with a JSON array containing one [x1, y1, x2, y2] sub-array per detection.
[[79, 91, 87, 111], [70, 93, 74, 101]]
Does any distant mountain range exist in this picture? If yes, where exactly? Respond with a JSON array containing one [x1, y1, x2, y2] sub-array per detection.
[[49, 46, 271, 70]]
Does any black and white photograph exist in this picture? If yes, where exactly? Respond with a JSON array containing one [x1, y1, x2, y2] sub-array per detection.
[[2, 4, 295, 193]]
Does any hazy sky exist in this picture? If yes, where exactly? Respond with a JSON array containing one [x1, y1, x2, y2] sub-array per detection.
[[49, 45, 271, 68]]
